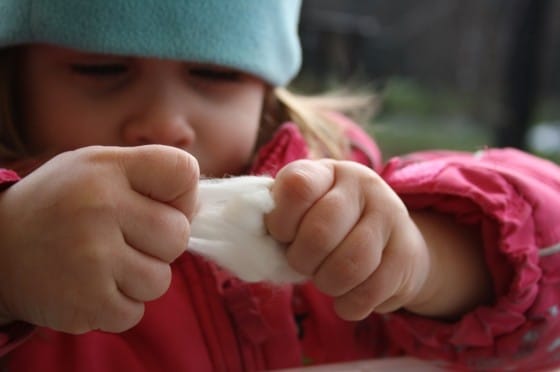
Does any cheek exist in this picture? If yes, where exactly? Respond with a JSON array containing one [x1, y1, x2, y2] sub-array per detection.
[[24, 87, 73, 151], [202, 118, 260, 176], [196, 87, 265, 176], [25, 102, 99, 152], [22, 75, 77, 151], [24, 87, 120, 152]]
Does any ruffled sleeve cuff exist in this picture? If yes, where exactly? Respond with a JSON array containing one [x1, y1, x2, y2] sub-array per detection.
[[379, 149, 560, 370], [0, 169, 20, 189]]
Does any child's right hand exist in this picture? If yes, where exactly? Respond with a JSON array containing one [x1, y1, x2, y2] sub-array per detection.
[[0, 145, 198, 334]]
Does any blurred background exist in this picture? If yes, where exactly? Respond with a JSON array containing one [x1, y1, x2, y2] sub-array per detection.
[[292, 0, 560, 162]]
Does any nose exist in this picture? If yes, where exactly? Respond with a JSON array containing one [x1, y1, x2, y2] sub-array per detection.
[[121, 91, 195, 148]]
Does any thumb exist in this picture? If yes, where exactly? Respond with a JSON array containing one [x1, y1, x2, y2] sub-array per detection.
[[118, 145, 199, 218]]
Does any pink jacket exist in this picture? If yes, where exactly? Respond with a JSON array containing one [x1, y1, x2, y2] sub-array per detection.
[[1, 120, 560, 371]]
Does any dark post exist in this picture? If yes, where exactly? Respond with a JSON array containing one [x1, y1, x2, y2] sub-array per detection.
[[494, 0, 550, 149]]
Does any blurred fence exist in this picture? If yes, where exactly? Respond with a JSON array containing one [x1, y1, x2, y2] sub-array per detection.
[[295, 0, 560, 155]]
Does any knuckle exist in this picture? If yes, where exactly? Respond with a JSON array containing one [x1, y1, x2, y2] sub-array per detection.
[[285, 249, 310, 275], [316, 255, 363, 296], [122, 260, 172, 302], [333, 293, 373, 321], [167, 148, 199, 196], [325, 189, 347, 208], [145, 264, 172, 299], [169, 220, 190, 262], [278, 163, 320, 205], [65, 184, 117, 221], [171, 214, 190, 260], [175, 150, 199, 181], [78, 244, 110, 274], [336, 273, 387, 320], [100, 301, 145, 333], [287, 244, 323, 276], [289, 245, 324, 274], [352, 162, 380, 184], [316, 238, 378, 297], [150, 210, 189, 262], [287, 232, 332, 276], [303, 219, 334, 249]]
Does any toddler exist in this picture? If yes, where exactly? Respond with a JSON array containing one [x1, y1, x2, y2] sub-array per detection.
[[0, 1, 559, 371]]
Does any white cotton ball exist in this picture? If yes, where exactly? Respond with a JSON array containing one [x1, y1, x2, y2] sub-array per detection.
[[221, 187, 274, 234], [188, 176, 308, 284]]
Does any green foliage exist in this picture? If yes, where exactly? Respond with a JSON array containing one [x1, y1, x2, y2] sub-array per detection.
[[367, 77, 491, 157], [378, 78, 465, 118], [367, 119, 491, 158]]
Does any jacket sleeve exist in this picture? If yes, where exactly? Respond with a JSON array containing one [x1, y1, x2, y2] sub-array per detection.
[[377, 148, 560, 371], [0, 169, 20, 189], [0, 169, 35, 356]]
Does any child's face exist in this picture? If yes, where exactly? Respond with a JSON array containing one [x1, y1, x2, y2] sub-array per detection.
[[20, 45, 267, 177]]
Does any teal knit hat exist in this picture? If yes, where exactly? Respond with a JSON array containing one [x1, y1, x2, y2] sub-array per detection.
[[0, 0, 302, 86]]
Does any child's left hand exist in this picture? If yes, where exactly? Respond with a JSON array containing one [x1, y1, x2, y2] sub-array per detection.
[[266, 159, 430, 320]]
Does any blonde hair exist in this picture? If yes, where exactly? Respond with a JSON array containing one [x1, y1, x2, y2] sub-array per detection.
[[0, 47, 376, 164], [261, 87, 377, 160]]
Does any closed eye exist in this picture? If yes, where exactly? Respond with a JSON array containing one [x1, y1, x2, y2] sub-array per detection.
[[70, 63, 128, 76], [189, 68, 242, 82]]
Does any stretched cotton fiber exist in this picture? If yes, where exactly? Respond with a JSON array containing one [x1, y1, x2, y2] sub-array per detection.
[[188, 176, 308, 284]]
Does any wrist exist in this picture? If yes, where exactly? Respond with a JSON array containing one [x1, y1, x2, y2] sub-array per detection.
[[403, 210, 493, 319]]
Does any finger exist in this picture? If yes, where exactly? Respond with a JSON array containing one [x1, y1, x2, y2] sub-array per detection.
[[113, 247, 172, 303], [332, 267, 399, 321], [118, 193, 189, 263], [332, 238, 411, 321], [313, 214, 384, 297], [266, 159, 334, 243], [91, 289, 146, 333], [286, 179, 361, 275], [117, 145, 199, 219]]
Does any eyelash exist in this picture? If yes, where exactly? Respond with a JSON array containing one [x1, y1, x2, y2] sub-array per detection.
[[70, 64, 243, 83], [70, 64, 128, 76], [189, 68, 242, 82]]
